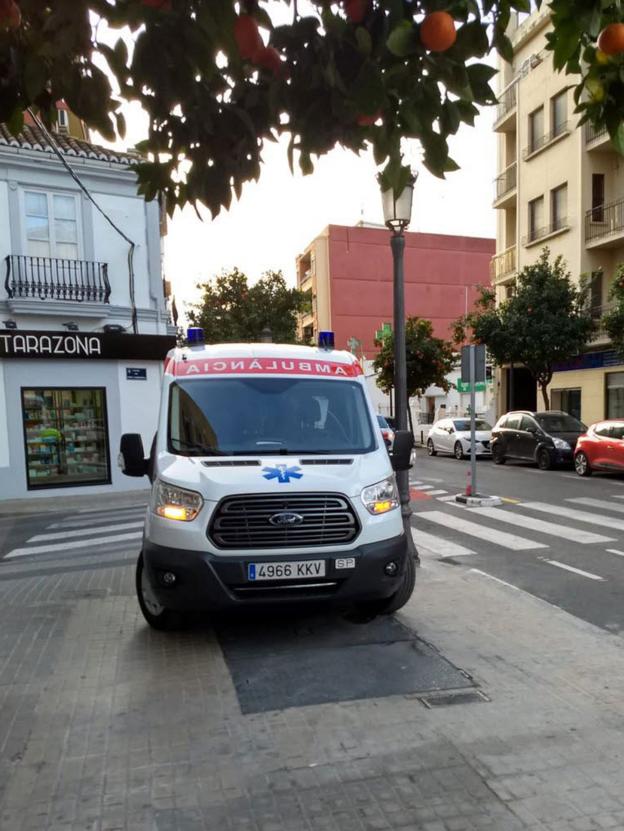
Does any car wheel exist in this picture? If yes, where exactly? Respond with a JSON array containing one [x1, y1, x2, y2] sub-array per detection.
[[454, 441, 464, 460], [136, 553, 184, 631], [574, 451, 592, 477], [537, 448, 553, 471], [492, 444, 506, 465], [380, 554, 416, 614], [427, 439, 437, 456]]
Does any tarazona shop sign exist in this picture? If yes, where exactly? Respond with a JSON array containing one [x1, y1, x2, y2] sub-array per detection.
[[0, 330, 176, 361]]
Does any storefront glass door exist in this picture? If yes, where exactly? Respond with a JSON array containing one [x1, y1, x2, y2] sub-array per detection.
[[22, 388, 111, 488]]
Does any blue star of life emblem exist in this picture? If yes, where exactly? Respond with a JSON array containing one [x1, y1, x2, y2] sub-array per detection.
[[262, 464, 303, 484]]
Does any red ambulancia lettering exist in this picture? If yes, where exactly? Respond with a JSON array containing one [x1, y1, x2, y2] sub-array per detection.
[[173, 356, 362, 378]]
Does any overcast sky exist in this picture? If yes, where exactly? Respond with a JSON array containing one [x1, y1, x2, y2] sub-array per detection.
[[94, 7, 498, 307]]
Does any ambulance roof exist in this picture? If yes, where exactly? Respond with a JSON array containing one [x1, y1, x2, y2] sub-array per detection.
[[164, 342, 363, 379]]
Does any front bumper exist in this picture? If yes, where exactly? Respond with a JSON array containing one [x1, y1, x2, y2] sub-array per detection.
[[142, 534, 409, 612], [551, 447, 574, 465]]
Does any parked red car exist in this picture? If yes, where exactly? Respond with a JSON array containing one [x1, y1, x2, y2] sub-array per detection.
[[574, 420, 624, 476]]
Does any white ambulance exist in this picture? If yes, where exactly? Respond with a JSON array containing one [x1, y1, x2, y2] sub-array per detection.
[[119, 329, 415, 629]]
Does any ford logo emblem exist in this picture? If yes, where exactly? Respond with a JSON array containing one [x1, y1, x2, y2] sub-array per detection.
[[269, 512, 304, 527]]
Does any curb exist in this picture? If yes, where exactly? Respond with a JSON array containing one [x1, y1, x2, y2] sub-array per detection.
[[454, 494, 503, 507]]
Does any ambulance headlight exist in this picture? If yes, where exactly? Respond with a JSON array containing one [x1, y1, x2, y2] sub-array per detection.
[[361, 478, 399, 515], [152, 480, 203, 521]]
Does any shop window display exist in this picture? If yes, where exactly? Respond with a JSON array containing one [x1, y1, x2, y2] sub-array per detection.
[[22, 388, 111, 488]]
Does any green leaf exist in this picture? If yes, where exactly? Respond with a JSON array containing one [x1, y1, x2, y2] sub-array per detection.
[[355, 26, 373, 55], [609, 121, 624, 156]]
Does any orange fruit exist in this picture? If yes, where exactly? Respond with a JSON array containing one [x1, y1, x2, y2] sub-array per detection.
[[0, 0, 21, 29], [597, 22, 624, 56], [234, 15, 264, 61], [255, 46, 283, 77], [420, 11, 457, 53], [344, 0, 369, 24]]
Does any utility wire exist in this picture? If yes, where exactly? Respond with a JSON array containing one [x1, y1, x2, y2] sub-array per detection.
[[27, 109, 139, 334]]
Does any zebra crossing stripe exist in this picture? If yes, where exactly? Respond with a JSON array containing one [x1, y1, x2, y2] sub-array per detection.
[[427, 489, 448, 496], [523, 502, 624, 532], [50, 507, 147, 529], [542, 559, 604, 581], [463, 506, 614, 545], [420, 510, 547, 551], [29, 521, 144, 543], [411, 528, 474, 558], [567, 497, 624, 515], [5, 532, 143, 560]]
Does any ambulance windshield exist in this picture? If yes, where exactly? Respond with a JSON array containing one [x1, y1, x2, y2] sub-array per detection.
[[168, 377, 376, 456]]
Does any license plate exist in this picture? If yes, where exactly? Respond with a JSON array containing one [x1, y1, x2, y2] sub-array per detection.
[[248, 560, 325, 581]]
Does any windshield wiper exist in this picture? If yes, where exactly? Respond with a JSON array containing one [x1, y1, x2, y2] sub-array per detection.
[[171, 439, 227, 456]]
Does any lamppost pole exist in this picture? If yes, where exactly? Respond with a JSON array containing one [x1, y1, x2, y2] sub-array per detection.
[[381, 172, 419, 564]]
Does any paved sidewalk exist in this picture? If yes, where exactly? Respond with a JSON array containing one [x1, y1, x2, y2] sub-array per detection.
[[2, 545, 624, 829], [0, 487, 149, 516]]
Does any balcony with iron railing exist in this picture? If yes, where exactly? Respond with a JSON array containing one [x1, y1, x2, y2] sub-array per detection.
[[490, 246, 517, 283], [584, 121, 610, 150], [585, 198, 624, 248], [523, 122, 571, 160], [522, 217, 570, 247], [493, 162, 517, 208], [588, 303, 615, 344], [4, 255, 111, 304], [494, 85, 517, 132]]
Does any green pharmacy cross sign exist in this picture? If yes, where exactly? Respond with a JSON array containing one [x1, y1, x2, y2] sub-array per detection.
[[375, 322, 392, 342]]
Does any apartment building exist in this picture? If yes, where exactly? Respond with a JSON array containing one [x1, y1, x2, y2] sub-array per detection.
[[0, 108, 175, 499], [296, 224, 494, 357], [493, 7, 624, 423]]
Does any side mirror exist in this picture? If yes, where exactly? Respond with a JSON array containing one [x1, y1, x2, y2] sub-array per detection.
[[119, 433, 148, 477], [391, 430, 414, 471]]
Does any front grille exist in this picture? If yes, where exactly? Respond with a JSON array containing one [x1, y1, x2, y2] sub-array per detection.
[[209, 493, 360, 549]]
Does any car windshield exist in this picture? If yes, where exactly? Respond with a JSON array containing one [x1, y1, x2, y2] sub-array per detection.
[[376, 415, 389, 428], [535, 413, 585, 432], [453, 419, 492, 431], [168, 377, 376, 456]]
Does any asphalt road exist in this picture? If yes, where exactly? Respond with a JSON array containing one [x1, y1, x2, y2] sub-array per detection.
[[410, 448, 624, 634]]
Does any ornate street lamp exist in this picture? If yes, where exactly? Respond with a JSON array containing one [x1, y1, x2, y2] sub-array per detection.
[[381, 172, 419, 563]]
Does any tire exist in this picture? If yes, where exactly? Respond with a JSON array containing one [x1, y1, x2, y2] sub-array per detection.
[[575, 451, 592, 477], [454, 441, 464, 460], [427, 439, 437, 456], [380, 553, 416, 614], [537, 448, 553, 471], [492, 444, 506, 465], [136, 553, 184, 631]]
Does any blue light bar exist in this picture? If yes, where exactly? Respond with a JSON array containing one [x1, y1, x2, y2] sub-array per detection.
[[187, 327, 205, 345], [318, 330, 335, 350]]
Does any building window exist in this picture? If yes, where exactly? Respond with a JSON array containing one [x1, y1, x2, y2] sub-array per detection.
[[551, 91, 567, 138], [21, 388, 111, 489], [550, 183, 567, 232], [24, 191, 79, 260], [551, 388, 581, 421], [592, 173, 605, 222], [528, 105, 544, 154], [528, 195, 544, 242], [607, 373, 624, 419], [57, 108, 69, 131]]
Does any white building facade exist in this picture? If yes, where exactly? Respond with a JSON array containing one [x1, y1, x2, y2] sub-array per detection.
[[0, 123, 175, 500]]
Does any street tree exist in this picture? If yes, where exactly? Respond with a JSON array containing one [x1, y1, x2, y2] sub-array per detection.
[[453, 250, 594, 410], [373, 317, 455, 427], [188, 268, 310, 343], [0, 1, 622, 216], [602, 265, 624, 359]]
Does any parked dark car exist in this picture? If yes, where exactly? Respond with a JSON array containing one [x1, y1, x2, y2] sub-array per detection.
[[490, 410, 586, 470], [574, 419, 624, 476]]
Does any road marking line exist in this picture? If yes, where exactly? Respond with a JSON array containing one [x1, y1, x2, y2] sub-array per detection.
[[49, 510, 147, 529], [77, 504, 147, 514], [420, 510, 547, 551], [427, 489, 448, 496], [523, 502, 624, 532], [500, 497, 521, 504], [5, 532, 143, 559], [611, 494, 624, 499], [470, 569, 520, 591], [411, 528, 475, 558], [606, 548, 624, 557], [29, 521, 144, 542], [413, 484, 434, 491], [542, 559, 604, 581], [567, 497, 624, 515], [458, 506, 615, 545]]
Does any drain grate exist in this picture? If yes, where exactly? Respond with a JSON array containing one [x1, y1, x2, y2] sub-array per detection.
[[418, 689, 490, 709]]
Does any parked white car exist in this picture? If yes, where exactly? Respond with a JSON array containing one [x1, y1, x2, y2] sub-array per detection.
[[427, 417, 492, 460]]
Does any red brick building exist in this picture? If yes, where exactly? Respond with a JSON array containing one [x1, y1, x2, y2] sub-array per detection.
[[296, 224, 495, 356]]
